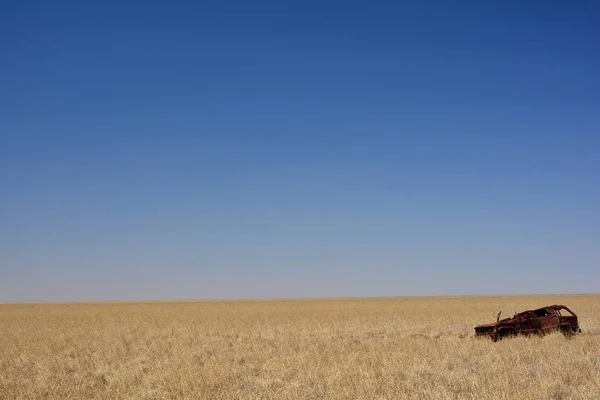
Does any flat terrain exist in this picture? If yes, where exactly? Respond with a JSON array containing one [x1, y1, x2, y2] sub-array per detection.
[[1, 295, 599, 399]]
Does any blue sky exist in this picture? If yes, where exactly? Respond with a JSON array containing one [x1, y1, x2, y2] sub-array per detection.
[[1, 1, 599, 301]]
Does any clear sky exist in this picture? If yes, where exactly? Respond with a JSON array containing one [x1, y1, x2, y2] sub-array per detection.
[[1, 1, 598, 302]]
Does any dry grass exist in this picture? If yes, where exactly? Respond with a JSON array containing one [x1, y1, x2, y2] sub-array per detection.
[[1, 294, 599, 399]]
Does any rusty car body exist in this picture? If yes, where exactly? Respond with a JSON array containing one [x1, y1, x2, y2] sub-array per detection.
[[474, 304, 581, 341]]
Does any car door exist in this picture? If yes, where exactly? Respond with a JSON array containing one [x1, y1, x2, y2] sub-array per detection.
[[519, 311, 540, 334], [536, 308, 559, 333]]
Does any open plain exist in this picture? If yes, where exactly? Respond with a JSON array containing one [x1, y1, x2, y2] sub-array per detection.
[[1, 294, 599, 399]]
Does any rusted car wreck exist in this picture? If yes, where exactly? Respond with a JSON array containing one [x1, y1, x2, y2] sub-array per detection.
[[474, 304, 581, 341]]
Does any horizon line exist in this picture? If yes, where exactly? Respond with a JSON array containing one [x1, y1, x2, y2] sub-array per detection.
[[1, 292, 598, 306]]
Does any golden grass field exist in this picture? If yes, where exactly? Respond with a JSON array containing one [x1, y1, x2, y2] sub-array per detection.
[[1, 294, 599, 399]]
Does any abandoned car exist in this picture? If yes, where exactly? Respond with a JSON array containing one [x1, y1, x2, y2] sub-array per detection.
[[474, 304, 581, 341]]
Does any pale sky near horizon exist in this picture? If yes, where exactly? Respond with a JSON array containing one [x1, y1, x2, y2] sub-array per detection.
[[1, 1, 599, 302]]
